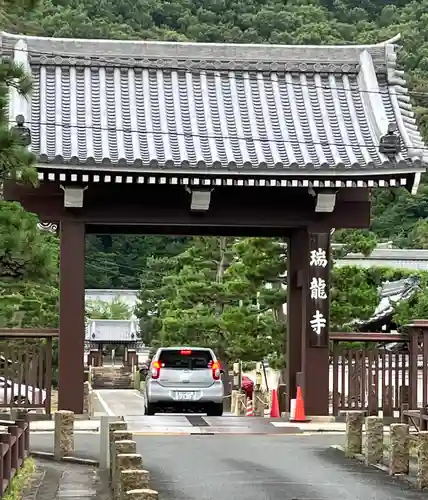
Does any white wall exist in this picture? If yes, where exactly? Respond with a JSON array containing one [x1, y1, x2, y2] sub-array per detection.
[[85, 289, 139, 319]]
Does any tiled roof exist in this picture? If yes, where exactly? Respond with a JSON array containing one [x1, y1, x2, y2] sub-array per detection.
[[335, 248, 428, 271], [85, 319, 139, 342], [355, 276, 421, 328], [2, 31, 427, 184]]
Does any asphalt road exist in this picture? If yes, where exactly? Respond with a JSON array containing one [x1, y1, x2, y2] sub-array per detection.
[[30, 433, 428, 500], [94, 389, 146, 416]]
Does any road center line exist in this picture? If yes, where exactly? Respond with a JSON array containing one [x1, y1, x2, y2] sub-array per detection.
[[94, 390, 115, 416]]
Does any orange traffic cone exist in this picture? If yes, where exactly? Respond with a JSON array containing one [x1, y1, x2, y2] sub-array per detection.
[[270, 389, 280, 418], [290, 385, 307, 422], [246, 397, 254, 417]]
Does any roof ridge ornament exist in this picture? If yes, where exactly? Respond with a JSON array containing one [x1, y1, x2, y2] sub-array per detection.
[[10, 114, 31, 147], [379, 122, 402, 161]]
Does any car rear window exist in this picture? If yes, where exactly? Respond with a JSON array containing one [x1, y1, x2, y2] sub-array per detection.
[[158, 350, 213, 369]]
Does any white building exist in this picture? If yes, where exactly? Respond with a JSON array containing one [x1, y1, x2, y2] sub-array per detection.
[[85, 289, 139, 319], [334, 242, 428, 271]]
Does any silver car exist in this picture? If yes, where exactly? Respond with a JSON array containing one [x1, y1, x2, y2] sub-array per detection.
[[144, 347, 224, 416]]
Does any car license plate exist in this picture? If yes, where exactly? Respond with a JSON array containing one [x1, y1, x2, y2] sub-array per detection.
[[177, 391, 195, 400]]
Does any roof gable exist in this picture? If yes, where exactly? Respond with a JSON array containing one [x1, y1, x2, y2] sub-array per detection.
[[1, 32, 395, 70]]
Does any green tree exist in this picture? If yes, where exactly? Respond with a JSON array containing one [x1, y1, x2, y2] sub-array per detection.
[[149, 237, 285, 367], [85, 235, 190, 289], [0, 0, 59, 328], [9, 0, 427, 293], [135, 255, 182, 346], [0, 202, 57, 283], [85, 297, 132, 319]]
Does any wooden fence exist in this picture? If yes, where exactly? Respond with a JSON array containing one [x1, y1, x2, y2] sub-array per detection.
[[0, 416, 30, 496], [0, 329, 58, 414], [330, 326, 428, 417]]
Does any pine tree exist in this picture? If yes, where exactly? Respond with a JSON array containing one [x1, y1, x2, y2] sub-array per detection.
[[0, 0, 58, 327], [155, 237, 285, 365]]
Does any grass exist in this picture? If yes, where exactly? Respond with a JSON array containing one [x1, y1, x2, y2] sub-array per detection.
[[3, 458, 35, 500]]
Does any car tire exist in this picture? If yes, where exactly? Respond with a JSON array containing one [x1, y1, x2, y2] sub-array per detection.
[[145, 403, 156, 415], [207, 403, 223, 417]]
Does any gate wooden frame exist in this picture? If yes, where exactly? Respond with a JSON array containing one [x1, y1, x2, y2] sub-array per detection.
[[0, 329, 58, 414]]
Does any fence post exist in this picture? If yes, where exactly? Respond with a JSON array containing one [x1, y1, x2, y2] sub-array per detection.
[[54, 410, 74, 459], [114, 453, 143, 500], [231, 390, 239, 414], [15, 420, 26, 460], [99, 416, 119, 470], [365, 416, 383, 465], [0, 434, 11, 487], [344, 411, 364, 457], [11, 409, 29, 456], [0, 442, 3, 496], [125, 490, 158, 500], [401, 403, 409, 424], [389, 423, 409, 475], [120, 469, 150, 495], [83, 381, 91, 416], [417, 431, 428, 489], [8, 426, 19, 472], [234, 393, 246, 416], [420, 408, 428, 431], [112, 440, 137, 492], [108, 421, 127, 475], [253, 389, 265, 417], [110, 431, 133, 480]]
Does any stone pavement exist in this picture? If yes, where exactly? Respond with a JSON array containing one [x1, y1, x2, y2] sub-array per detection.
[[23, 460, 111, 499], [271, 421, 392, 433], [30, 416, 388, 434]]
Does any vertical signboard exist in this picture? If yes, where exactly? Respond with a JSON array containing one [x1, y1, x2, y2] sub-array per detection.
[[307, 233, 330, 348]]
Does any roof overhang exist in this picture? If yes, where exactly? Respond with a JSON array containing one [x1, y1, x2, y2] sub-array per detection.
[[36, 165, 422, 191], [2, 31, 426, 194]]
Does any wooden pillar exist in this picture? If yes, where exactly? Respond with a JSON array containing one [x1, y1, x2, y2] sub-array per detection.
[[303, 232, 330, 416], [406, 319, 428, 409], [58, 220, 85, 413], [286, 229, 307, 410], [287, 230, 330, 416]]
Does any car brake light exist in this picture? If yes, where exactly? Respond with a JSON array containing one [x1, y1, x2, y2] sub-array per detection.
[[151, 361, 161, 379], [180, 350, 192, 355], [211, 362, 220, 380]]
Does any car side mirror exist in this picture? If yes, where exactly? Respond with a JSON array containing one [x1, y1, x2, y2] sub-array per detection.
[[220, 369, 224, 374]]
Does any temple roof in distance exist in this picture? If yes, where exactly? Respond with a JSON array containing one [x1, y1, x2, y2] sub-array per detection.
[[2, 31, 427, 190], [85, 319, 140, 342], [355, 276, 421, 330]]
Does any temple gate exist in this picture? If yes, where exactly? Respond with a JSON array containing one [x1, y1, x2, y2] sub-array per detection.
[[2, 32, 427, 414]]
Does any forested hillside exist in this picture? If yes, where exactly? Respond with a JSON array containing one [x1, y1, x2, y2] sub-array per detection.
[[6, 0, 427, 289], [2, 0, 428, 353]]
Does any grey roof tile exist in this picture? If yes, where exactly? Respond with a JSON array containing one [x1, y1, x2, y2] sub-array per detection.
[[85, 319, 139, 342], [355, 276, 421, 327], [3, 31, 427, 175]]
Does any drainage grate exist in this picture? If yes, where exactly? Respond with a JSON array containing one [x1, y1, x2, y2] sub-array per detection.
[[186, 415, 210, 427]]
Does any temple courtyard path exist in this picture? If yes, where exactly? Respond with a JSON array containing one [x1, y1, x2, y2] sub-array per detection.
[[30, 433, 428, 500]]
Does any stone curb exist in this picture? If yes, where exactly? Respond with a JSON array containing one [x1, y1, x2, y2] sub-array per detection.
[[329, 444, 420, 489], [300, 430, 346, 434], [1, 413, 98, 422], [30, 450, 99, 467]]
